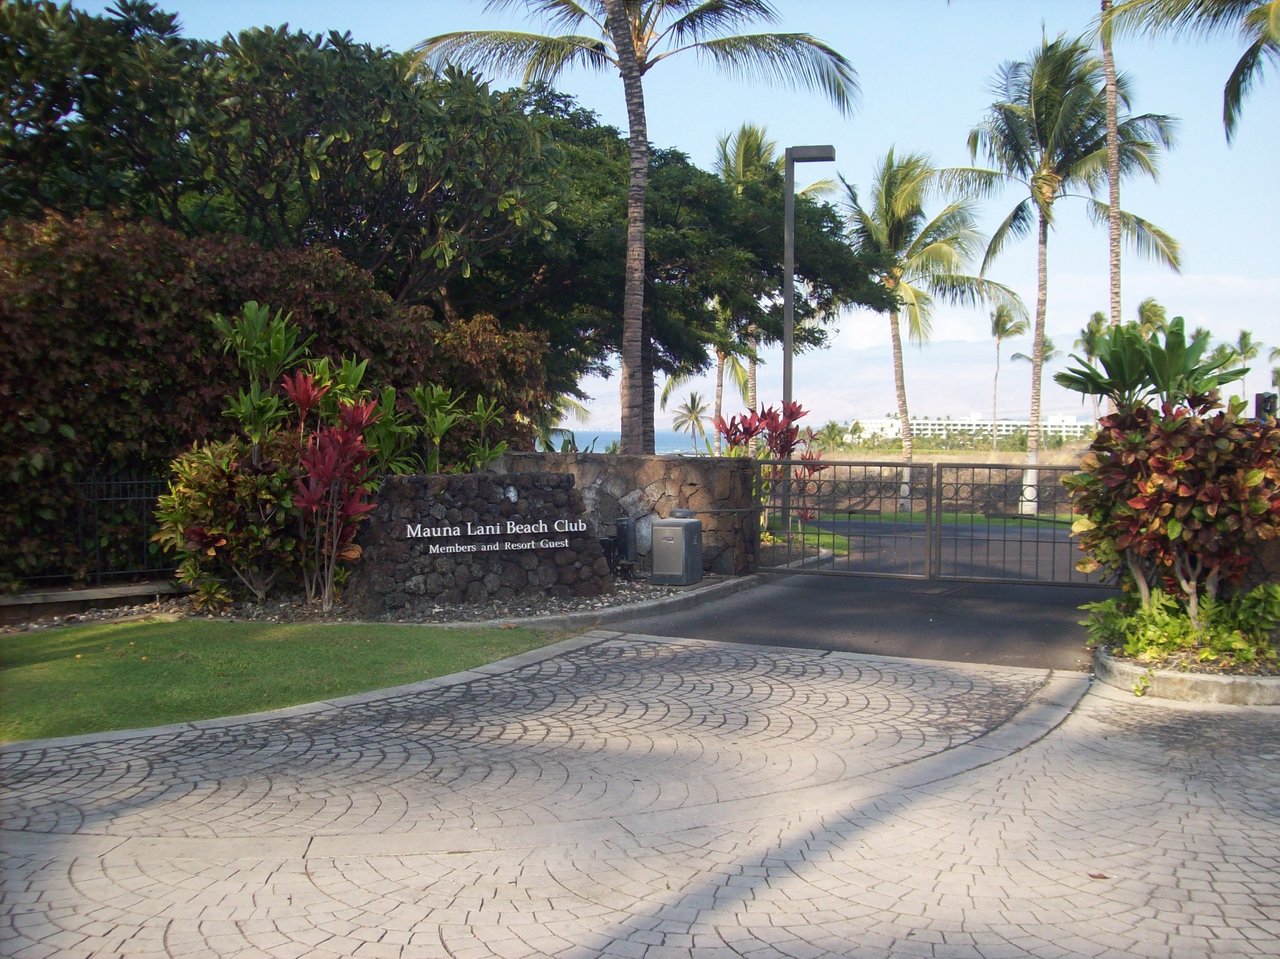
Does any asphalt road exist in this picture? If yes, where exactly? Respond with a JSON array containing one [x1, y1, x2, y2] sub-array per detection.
[[609, 573, 1115, 672]]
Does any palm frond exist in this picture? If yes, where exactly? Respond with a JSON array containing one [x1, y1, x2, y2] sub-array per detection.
[[412, 30, 612, 83], [673, 33, 859, 115], [980, 199, 1035, 275], [1087, 200, 1183, 271], [1223, 33, 1275, 139], [663, 0, 783, 44], [481, 0, 600, 33]]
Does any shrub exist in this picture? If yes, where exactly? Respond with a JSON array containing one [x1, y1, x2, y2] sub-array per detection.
[[0, 214, 549, 587]]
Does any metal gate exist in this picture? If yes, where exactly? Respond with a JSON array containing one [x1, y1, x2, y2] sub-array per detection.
[[756, 460, 1101, 586]]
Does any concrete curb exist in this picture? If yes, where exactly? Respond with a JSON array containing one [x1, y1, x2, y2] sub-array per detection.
[[1094, 648, 1280, 705]]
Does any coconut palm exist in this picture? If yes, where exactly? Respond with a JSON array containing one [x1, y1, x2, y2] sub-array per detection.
[[1013, 335, 1062, 365], [712, 122, 830, 423], [659, 300, 751, 455], [414, 1, 857, 454], [843, 148, 1024, 463], [1232, 328, 1261, 396], [990, 304, 1030, 450], [1135, 296, 1171, 339], [1075, 310, 1110, 420], [968, 33, 1180, 466], [1101, 1, 1125, 326], [1104, 0, 1279, 141], [671, 391, 709, 452]]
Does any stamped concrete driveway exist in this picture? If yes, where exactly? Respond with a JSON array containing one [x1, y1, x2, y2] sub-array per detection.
[[2, 630, 1278, 958]]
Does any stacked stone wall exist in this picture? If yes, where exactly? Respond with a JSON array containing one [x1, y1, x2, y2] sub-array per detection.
[[491, 453, 759, 575], [349, 472, 611, 616]]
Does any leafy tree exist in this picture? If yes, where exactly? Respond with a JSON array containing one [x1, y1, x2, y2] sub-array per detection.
[[0, 0, 208, 222], [1104, 0, 1279, 141], [414, 0, 858, 454], [968, 33, 1180, 465], [991, 304, 1030, 450], [843, 148, 1023, 463]]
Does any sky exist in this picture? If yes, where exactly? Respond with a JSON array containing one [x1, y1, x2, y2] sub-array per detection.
[[77, 0, 1280, 430]]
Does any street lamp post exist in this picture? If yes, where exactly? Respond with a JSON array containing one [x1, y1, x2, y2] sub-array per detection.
[[782, 144, 836, 408]]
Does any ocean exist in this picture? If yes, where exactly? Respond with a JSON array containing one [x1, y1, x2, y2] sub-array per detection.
[[553, 429, 706, 455]]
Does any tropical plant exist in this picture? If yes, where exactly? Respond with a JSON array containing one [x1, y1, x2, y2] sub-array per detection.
[[1055, 316, 1244, 411], [1013, 335, 1061, 365], [1135, 296, 1170, 339], [1104, 0, 1279, 141], [414, 0, 858, 454], [843, 148, 1024, 462], [1075, 310, 1110, 420], [659, 300, 751, 455], [968, 32, 1180, 465], [990, 304, 1030, 449], [1231, 328, 1262, 396], [671, 391, 710, 452]]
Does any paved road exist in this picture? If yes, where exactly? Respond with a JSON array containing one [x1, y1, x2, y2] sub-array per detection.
[[3, 628, 1278, 959], [612, 575, 1112, 672]]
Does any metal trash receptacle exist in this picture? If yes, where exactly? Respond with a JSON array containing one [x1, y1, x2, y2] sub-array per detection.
[[650, 509, 702, 585]]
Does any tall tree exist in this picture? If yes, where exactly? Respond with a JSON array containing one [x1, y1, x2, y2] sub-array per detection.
[[1104, 0, 1279, 140], [414, 0, 858, 453], [1101, 0, 1124, 326], [713, 121, 831, 418], [843, 148, 1023, 463], [1232, 328, 1261, 396], [671, 390, 709, 451], [968, 33, 1180, 465], [1075, 310, 1110, 420], [990, 304, 1029, 450]]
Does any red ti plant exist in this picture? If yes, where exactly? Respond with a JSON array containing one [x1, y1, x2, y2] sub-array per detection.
[[281, 370, 330, 435], [293, 398, 380, 611]]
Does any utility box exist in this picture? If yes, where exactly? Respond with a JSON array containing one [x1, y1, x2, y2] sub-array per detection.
[[650, 510, 702, 586]]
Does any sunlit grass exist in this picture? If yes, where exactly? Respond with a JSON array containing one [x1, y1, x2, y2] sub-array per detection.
[[0, 617, 571, 743]]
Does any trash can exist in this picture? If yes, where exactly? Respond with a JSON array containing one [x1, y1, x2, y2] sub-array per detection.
[[650, 509, 702, 586]]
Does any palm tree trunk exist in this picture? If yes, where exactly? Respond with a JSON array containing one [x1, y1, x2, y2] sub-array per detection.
[[1102, 0, 1123, 327], [747, 332, 759, 457], [889, 308, 913, 463], [992, 341, 1001, 453], [889, 308, 914, 511], [604, 0, 649, 454], [714, 351, 726, 456], [1022, 209, 1049, 516]]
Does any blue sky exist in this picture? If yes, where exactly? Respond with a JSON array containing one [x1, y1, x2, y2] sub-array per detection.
[[78, 0, 1279, 429]]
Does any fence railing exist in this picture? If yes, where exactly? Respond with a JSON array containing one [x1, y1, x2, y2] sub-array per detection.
[[18, 474, 174, 588], [757, 460, 1105, 587]]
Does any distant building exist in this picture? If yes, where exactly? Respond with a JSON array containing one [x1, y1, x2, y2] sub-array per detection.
[[854, 414, 1091, 441]]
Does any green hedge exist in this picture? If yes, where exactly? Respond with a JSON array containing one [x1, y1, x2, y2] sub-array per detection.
[[0, 213, 548, 587]]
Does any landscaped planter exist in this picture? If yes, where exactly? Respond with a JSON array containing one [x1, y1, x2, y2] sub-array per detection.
[[1093, 648, 1280, 706]]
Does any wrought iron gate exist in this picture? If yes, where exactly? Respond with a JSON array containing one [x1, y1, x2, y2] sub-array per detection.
[[756, 460, 1101, 586]]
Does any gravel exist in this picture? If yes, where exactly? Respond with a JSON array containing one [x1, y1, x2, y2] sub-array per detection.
[[1, 575, 715, 634]]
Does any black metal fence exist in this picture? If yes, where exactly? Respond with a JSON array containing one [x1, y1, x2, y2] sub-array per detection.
[[757, 460, 1104, 587], [20, 474, 174, 588]]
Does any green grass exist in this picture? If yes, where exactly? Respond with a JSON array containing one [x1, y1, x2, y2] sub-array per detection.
[[0, 618, 572, 744]]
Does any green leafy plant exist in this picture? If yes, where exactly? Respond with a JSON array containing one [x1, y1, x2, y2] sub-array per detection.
[[1082, 584, 1280, 670], [153, 434, 300, 605]]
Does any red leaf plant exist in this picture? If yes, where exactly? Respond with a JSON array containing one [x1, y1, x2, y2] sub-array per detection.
[[294, 399, 381, 611]]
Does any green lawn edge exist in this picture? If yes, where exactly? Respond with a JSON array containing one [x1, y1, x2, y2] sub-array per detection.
[[0, 618, 576, 744]]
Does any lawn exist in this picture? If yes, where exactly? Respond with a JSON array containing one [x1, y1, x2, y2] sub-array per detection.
[[0, 617, 573, 744]]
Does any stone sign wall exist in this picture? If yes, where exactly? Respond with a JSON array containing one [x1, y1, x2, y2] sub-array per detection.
[[348, 472, 612, 615], [490, 452, 759, 575]]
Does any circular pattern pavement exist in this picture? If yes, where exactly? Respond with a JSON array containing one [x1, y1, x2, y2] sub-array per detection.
[[2, 630, 1277, 958]]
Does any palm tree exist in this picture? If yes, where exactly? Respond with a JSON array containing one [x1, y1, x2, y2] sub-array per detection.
[[1135, 296, 1171, 339], [414, 1, 857, 454], [1104, 0, 1279, 141], [990, 304, 1030, 450], [843, 148, 1024, 464], [712, 121, 830, 423], [1232, 328, 1261, 396], [968, 33, 1179, 466], [1013, 335, 1062, 365], [659, 300, 751, 455], [1075, 310, 1110, 420], [1101, 1, 1125, 326], [671, 391, 709, 452]]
